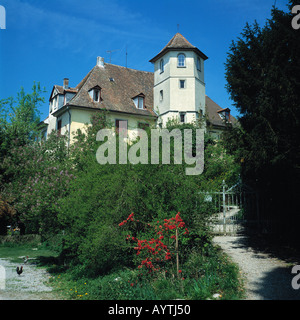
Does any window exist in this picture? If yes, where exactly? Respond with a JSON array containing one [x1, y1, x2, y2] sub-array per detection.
[[115, 119, 128, 134], [138, 96, 144, 109], [218, 109, 231, 122], [197, 57, 201, 71], [57, 119, 62, 135], [53, 96, 58, 111], [160, 59, 164, 73], [133, 94, 145, 109], [225, 110, 230, 122], [177, 53, 186, 67], [179, 80, 186, 89], [94, 89, 100, 102], [160, 90, 163, 101], [89, 86, 101, 102], [179, 112, 186, 123]]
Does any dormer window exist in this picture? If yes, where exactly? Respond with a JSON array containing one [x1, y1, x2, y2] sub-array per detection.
[[132, 93, 145, 109], [177, 53, 186, 67], [88, 86, 101, 102], [217, 108, 231, 122], [225, 110, 230, 122]]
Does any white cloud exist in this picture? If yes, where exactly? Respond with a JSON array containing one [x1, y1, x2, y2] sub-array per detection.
[[3, 0, 167, 54]]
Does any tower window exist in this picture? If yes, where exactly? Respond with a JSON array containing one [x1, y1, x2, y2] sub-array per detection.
[[180, 112, 186, 123], [160, 90, 163, 101], [197, 57, 201, 71], [179, 80, 186, 89], [177, 53, 186, 67], [160, 59, 164, 73]]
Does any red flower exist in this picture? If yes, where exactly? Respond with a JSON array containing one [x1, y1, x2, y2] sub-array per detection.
[[178, 270, 182, 273]]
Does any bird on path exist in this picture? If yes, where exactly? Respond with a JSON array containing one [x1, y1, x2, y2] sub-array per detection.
[[16, 266, 23, 276]]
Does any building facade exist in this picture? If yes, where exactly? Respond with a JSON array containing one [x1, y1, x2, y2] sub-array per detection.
[[41, 33, 236, 142]]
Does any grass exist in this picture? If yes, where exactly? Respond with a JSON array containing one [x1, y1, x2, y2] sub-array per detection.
[[47, 244, 245, 300], [0, 237, 245, 300], [0, 242, 59, 264]]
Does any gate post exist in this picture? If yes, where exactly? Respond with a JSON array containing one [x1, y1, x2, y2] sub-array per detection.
[[222, 180, 226, 233], [0, 265, 5, 290]]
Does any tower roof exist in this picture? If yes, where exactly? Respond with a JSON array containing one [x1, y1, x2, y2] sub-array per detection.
[[149, 33, 208, 63]]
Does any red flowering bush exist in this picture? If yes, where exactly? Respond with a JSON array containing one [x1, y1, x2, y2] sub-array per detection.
[[119, 212, 189, 279]]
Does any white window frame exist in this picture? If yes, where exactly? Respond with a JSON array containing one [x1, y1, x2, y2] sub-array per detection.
[[177, 53, 186, 68], [133, 95, 145, 109], [89, 87, 101, 102], [160, 59, 164, 73]]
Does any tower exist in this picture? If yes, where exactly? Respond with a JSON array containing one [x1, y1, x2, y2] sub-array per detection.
[[149, 33, 208, 127]]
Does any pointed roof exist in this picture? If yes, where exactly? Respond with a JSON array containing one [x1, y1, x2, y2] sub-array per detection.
[[149, 33, 208, 63]]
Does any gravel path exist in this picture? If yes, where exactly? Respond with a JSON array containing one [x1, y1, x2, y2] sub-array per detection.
[[213, 236, 300, 300], [0, 258, 61, 300]]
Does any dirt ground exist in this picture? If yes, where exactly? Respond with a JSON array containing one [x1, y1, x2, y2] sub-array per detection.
[[213, 235, 300, 300], [0, 258, 61, 300]]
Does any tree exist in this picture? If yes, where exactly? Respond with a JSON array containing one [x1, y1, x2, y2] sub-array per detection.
[[0, 82, 45, 158], [0, 82, 45, 188], [224, 1, 300, 240]]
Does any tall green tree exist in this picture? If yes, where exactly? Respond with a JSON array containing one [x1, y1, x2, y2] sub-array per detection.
[[0, 82, 45, 186], [0, 82, 45, 155], [224, 1, 300, 239]]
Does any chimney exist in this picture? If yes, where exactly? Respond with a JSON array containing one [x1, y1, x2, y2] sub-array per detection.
[[63, 78, 69, 89], [97, 56, 105, 68]]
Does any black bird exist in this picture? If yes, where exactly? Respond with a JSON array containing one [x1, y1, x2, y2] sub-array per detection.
[[16, 266, 23, 276]]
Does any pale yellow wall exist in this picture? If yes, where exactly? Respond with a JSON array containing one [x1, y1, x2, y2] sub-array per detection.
[[69, 108, 95, 141], [67, 108, 155, 143], [106, 113, 155, 141]]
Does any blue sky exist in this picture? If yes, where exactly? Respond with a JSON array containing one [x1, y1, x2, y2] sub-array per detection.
[[0, 0, 289, 120]]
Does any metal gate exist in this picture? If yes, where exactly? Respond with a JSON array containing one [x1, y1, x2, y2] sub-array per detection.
[[201, 179, 260, 235]]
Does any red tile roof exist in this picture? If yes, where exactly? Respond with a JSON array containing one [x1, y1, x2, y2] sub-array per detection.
[[149, 33, 208, 63], [65, 63, 156, 118]]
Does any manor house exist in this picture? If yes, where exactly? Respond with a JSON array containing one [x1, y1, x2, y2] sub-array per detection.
[[41, 33, 237, 142]]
